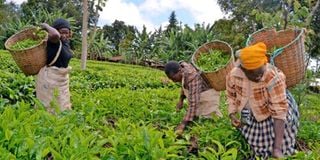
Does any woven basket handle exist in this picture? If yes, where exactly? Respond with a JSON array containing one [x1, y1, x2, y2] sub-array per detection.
[[48, 40, 62, 66]]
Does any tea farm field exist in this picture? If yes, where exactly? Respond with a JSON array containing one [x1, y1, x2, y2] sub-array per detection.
[[0, 50, 319, 159]]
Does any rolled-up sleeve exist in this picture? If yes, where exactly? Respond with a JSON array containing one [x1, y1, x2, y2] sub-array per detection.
[[226, 73, 237, 115], [267, 72, 288, 120]]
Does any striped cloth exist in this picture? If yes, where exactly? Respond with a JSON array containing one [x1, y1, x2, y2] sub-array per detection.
[[239, 90, 299, 159], [179, 62, 211, 122]]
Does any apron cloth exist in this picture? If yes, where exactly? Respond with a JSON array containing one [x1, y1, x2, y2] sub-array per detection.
[[36, 66, 72, 113], [182, 79, 222, 118]]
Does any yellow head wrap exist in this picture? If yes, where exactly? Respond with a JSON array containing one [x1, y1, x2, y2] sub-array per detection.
[[239, 42, 268, 70]]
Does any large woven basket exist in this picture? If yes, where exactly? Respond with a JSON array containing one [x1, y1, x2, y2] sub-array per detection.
[[4, 27, 48, 76], [246, 28, 306, 88], [191, 40, 235, 91]]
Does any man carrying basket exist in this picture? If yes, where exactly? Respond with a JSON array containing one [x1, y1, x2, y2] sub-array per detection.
[[36, 18, 73, 113], [164, 61, 222, 136]]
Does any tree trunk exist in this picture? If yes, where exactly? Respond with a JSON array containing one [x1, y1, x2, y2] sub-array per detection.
[[307, 0, 320, 26], [317, 58, 320, 73], [88, 23, 97, 60], [282, 2, 289, 30], [88, 0, 106, 60], [81, 0, 89, 70]]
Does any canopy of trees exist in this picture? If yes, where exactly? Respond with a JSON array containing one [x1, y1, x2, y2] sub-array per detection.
[[0, 0, 319, 72]]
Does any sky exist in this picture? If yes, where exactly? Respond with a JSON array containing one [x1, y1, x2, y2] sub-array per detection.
[[6, 0, 226, 32]]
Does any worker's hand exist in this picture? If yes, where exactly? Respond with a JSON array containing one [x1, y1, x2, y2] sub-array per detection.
[[176, 100, 183, 112], [40, 23, 49, 30], [229, 113, 241, 128], [272, 148, 284, 158], [175, 122, 186, 137]]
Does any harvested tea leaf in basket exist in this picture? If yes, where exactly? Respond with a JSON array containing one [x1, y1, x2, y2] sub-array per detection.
[[195, 49, 230, 72], [9, 29, 47, 50]]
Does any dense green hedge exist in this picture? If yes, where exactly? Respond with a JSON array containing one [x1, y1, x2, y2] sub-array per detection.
[[0, 50, 319, 159]]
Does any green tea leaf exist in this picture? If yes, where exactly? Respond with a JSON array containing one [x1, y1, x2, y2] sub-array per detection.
[[9, 30, 47, 50], [195, 50, 230, 72]]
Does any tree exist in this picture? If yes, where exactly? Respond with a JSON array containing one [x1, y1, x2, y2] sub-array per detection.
[[309, 0, 320, 71], [166, 11, 179, 33], [20, 0, 82, 29], [20, 0, 105, 33], [81, 0, 89, 70], [130, 25, 152, 64], [216, 0, 265, 48], [0, 1, 20, 48], [102, 20, 135, 51], [211, 19, 246, 50], [0, 1, 18, 21], [89, 29, 114, 60], [216, 0, 319, 49], [88, 0, 108, 59], [88, 0, 107, 27]]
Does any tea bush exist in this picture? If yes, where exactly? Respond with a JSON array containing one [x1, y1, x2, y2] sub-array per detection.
[[0, 50, 319, 159]]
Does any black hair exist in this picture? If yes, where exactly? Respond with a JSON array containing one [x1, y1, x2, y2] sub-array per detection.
[[52, 18, 71, 30], [164, 61, 180, 76]]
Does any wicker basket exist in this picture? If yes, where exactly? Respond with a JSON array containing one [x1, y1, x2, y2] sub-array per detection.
[[4, 27, 48, 76], [191, 40, 235, 91], [246, 28, 306, 88]]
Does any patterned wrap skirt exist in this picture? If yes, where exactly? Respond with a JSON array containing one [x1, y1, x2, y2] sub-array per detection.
[[239, 90, 299, 159]]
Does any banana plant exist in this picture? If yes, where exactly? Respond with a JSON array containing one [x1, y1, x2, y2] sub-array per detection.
[[88, 31, 115, 60]]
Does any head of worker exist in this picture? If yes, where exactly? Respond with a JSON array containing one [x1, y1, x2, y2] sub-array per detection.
[[52, 18, 72, 42], [164, 61, 183, 83], [239, 42, 268, 82]]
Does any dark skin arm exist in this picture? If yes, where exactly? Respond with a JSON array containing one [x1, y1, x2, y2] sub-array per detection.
[[176, 76, 199, 136], [175, 89, 187, 136], [229, 115, 285, 158], [273, 118, 285, 158], [40, 23, 60, 43], [229, 113, 241, 128], [176, 88, 186, 111], [175, 121, 189, 137]]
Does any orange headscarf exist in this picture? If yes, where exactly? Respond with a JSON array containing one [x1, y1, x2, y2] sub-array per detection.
[[239, 42, 268, 70]]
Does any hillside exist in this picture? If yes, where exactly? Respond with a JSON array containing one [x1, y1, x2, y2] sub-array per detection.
[[0, 50, 319, 159]]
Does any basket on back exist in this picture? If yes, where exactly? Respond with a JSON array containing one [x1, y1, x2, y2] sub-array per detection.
[[246, 28, 306, 88], [5, 27, 48, 76], [191, 40, 235, 91]]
